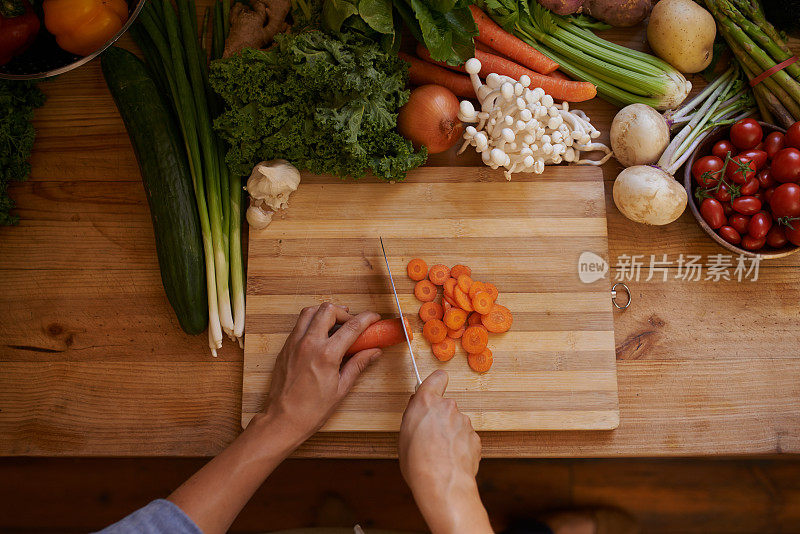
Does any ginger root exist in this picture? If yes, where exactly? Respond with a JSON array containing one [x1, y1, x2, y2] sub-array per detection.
[[223, 0, 291, 58]]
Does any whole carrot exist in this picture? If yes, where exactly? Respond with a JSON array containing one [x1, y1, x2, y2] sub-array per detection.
[[416, 44, 596, 103], [345, 317, 413, 355], [469, 4, 559, 75], [399, 52, 475, 98]]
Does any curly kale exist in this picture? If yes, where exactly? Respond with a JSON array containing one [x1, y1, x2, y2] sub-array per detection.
[[209, 30, 426, 181], [0, 80, 45, 226]]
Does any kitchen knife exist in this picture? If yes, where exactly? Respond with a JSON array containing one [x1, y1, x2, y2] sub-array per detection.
[[379, 237, 423, 389]]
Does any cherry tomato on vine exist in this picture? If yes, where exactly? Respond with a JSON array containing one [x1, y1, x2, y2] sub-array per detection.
[[725, 155, 756, 184], [764, 131, 785, 158], [722, 201, 734, 217], [718, 225, 741, 245], [731, 195, 762, 215], [754, 190, 767, 206], [784, 223, 800, 246], [766, 225, 788, 248], [737, 149, 768, 170], [769, 183, 800, 219], [747, 211, 773, 240], [715, 182, 732, 202], [700, 198, 726, 229], [757, 168, 775, 189], [729, 213, 750, 235], [771, 148, 800, 183], [741, 235, 766, 250], [740, 176, 760, 196], [712, 139, 736, 159], [692, 155, 723, 186], [730, 118, 763, 150], [785, 122, 800, 150]]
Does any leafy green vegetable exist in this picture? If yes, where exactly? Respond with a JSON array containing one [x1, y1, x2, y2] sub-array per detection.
[[0, 80, 45, 226], [210, 30, 427, 181], [320, 0, 477, 65]]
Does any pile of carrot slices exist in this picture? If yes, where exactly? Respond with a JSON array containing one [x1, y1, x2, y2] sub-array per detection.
[[408, 258, 513, 373]]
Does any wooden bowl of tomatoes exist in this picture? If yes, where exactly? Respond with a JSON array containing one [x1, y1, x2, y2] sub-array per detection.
[[684, 119, 800, 259]]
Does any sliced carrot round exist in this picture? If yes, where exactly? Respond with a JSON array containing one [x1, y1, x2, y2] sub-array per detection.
[[432, 337, 456, 361], [419, 301, 444, 322], [447, 326, 465, 339], [450, 264, 472, 279], [468, 281, 487, 300], [443, 293, 458, 308], [472, 292, 493, 315], [442, 299, 452, 313], [457, 274, 473, 293], [428, 264, 450, 285], [481, 304, 513, 333], [467, 312, 483, 326], [443, 307, 468, 330], [468, 348, 493, 373], [414, 280, 437, 302], [423, 319, 447, 344], [483, 282, 499, 302], [462, 325, 489, 354], [443, 277, 458, 299], [407, 258, 428, 281], [453, 286, 474, 312]]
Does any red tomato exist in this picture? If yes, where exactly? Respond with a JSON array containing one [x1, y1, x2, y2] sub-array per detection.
[[718, 225, 741, 245], [757, 168, 775, 189], [766, 225, 788, 248], [729, 213, 750, 234], [725, 155, 756, 184], [730, 118, 763, 150], [754, 190, 767, 206], [771, 148, 800, 183], [722, 201, 734, 217], [692, 155, 723, 186], [715, 182, 732, 202], [770, 183, 800, 218], [712, 139, 736, 159], [764, 131, 785, 158], [747, 211, 773, 240], [784, 224, 800, 246], [700, 198, 726, 229], [740, 176, 760, 196], [785, 122, 800, 150], [731, 195, 762, 215], [741, 235, 766, 250], [737, 149, 768, 170], [765, 186, 777, 204]]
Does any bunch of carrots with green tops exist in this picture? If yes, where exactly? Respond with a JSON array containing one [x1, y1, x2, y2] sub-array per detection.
[[129, 0, 245, 356], [703, 0, 800, 128], [398, 4, 597, 103]]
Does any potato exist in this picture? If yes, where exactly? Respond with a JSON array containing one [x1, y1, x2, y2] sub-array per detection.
[[647, 0, 716, 73], [583, 0, 654, 27], [536, 0, 584, 15], [613, 166, 687, 225]]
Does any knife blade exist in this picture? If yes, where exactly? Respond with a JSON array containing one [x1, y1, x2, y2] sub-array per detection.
[[379, 237, 423, 389]]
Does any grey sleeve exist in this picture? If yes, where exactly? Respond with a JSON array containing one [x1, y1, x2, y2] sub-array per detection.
[[94, 499, 203, 534]]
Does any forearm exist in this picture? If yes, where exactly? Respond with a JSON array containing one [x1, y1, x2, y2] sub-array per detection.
[[414, 474, 493, 534], [168, 414, 303, 534]]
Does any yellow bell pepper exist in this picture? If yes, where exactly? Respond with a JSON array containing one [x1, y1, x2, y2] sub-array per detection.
[[43, 0, 128, 56]]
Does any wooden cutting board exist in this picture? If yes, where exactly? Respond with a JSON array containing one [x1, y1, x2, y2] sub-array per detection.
[[242, 166, 619, 431]]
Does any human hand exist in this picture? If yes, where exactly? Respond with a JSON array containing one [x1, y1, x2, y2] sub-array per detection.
[[399, 370, 490, 534], [257, 303, 382, 446]]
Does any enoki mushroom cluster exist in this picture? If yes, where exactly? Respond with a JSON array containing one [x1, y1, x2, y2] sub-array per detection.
[[458, 58, 612, 180]]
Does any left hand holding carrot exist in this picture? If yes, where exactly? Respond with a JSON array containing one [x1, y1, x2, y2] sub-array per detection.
[[260, 303, 382, 443]]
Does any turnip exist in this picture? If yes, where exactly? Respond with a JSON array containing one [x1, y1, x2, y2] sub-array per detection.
[[611, 104, 670, 167], [613, 166, 687, 225]]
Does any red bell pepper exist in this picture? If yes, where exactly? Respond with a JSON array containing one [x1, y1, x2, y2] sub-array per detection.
[[0, 0, 40, 66]]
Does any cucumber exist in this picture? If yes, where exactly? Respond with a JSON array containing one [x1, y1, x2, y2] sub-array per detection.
[[101, 46, 208, 335]]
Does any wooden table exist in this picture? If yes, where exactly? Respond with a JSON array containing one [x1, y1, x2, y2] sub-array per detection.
[[1, 28, 799, 458]]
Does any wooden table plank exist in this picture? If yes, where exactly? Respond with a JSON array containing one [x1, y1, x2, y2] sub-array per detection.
[[0, 24, 799, 456]]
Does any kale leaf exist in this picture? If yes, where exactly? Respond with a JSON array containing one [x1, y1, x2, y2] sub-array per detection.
[[210, 30, 426, 181], [0, 80, 45, 226]]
